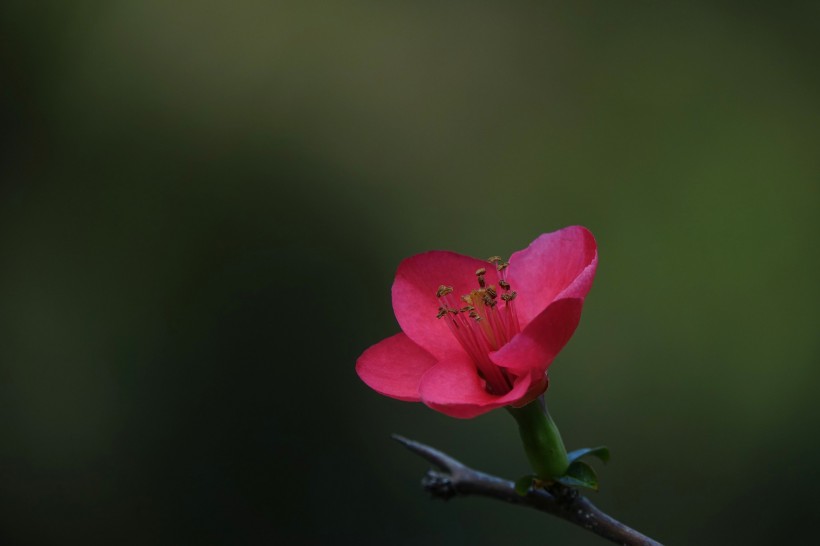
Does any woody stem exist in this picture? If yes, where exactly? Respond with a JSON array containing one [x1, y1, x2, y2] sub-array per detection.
[[392, 434, 663, 545]]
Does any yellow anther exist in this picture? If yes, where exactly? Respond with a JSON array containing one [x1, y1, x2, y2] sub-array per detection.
[[501, 291, 518, 302], [436, 285, 453, 298]]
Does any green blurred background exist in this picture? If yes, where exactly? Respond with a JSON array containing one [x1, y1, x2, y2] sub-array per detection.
[[2, 2, 818, 544]]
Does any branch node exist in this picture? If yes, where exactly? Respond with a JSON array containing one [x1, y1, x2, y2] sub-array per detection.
[[421, 470, 457, 500], [547, 482, 580, 507]]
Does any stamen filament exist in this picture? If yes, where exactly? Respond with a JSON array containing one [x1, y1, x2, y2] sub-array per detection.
[[433, 256, 522, 396]]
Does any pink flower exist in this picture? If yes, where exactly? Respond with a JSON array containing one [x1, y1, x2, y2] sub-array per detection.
[[356, 226, 598, 419]]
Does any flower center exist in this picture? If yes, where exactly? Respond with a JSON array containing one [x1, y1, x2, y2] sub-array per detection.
[[435, 257, 521, 394]]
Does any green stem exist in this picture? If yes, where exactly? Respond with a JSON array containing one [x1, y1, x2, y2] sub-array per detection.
[[507, 396, 569, 480]]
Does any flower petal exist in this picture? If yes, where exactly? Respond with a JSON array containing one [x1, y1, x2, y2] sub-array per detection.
[[507, 226, 597, 327], [490, 297, 584, 374], [355, 333, 437, 402], [392, 250, 499, 361], [418, 354, 535, 418]]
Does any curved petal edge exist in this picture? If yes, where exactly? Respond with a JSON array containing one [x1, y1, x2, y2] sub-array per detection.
[[508, 226, 597, 327], [355, 333, 437, 402], [490, 297, 584, 374], [418, 355, 536, 418]]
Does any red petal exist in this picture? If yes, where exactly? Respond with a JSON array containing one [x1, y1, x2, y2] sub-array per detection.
[[490, 298, 583, 374], [355, 333, 437, 402], [418, 354, 535, 419], [507, 226, 597, 327], [392, 250, 499, 361]]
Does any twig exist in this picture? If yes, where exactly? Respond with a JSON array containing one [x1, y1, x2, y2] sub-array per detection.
[[392, 434, 662, 546]]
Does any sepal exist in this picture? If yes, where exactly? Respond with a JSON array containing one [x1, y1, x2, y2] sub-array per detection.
[[555, 460, 599, 491], [567, 445, 610, 465]]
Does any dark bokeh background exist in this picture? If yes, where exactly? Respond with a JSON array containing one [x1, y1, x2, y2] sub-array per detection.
[[2, 2, 819, 545]]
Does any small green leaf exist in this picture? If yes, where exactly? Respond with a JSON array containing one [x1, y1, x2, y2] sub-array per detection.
[[514, 475, 536, 496], [556, 460, 599, 491], [567, 445, 610, 464]]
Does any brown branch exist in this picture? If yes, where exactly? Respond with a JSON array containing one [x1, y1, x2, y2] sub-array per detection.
[[392, 434, 663, 546]]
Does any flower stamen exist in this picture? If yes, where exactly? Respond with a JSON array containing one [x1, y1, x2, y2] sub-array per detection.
[[433, 256, 524, 395], [475, 268, 486, 288]]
